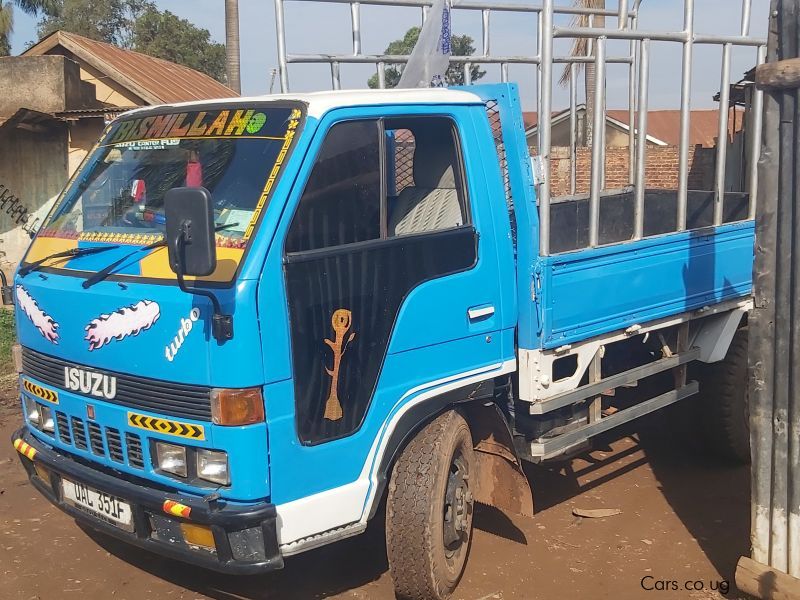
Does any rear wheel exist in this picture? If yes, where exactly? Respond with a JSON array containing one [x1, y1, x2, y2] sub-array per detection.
[[386, 410, 475, 600], [697, 327, 750, 463]]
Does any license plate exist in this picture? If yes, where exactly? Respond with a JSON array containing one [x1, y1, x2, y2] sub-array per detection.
[[61, 478, 134, 532]]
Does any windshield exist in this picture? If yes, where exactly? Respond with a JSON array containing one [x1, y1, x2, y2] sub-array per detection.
[[27, 104, 303, 283]]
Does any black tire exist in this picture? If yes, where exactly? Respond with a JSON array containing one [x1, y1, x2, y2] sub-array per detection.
[[386, 410, 475, 600], [697, 327, 750, 463]]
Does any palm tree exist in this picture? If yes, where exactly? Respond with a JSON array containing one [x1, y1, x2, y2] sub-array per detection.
[[224, 0, 241, 94], [0, 0, 56, 56], [559, 0, 605, 147]]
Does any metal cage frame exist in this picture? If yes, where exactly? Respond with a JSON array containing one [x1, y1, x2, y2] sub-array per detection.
[[273, 0, 767, 255]]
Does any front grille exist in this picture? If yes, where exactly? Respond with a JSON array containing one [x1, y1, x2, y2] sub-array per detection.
[[56, 411, 71, 444], [88, 422, 104, 456], [58, 414, 145, 470], [106, 427, 124, 463], [22, 347, 212, 420], [72, 417, 88, 450], [126, 433, 144, 469]]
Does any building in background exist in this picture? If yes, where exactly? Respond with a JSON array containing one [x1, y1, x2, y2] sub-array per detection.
[[523, 107, 746, 197], [0, 30, 236, 275]]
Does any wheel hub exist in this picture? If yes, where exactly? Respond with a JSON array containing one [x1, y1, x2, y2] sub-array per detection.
[[443, 454, 473, 549]]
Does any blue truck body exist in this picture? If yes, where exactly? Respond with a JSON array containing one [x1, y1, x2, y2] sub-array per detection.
[[9, 83, 754, 572]]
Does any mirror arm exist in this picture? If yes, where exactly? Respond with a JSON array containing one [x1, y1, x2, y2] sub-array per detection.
[[0, 269, 13, 306], [172, 227, 234, 342]]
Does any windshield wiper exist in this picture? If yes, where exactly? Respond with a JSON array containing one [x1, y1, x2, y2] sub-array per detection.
[[82, 239, 164, 289], [18, 245, 121, 277], [82, 223, 240, 289]]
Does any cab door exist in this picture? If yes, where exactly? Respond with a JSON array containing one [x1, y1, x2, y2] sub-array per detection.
[[261, 106, 510, 525]]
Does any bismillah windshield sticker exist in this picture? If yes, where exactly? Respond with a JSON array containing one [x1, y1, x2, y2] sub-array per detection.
[[108, 109, 273, 145], [85, 300, 161, 351], [323, 309, 356, 421], [15, 285, 59, 344]]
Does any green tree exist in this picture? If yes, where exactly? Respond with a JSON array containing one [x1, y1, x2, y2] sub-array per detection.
[[36, 0, 226, 82], [130, 5, 226, 82], [0, 0, 56, 56], [367, 26, 485, 89], [36, 0, 140, 46]]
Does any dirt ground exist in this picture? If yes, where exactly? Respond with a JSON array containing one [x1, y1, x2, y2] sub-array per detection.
[[0, 378, 751, 600]]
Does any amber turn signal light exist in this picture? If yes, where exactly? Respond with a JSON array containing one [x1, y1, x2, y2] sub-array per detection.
[[211, 388, 265, 426]]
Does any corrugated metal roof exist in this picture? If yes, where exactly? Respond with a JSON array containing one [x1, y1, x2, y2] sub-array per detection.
[[23, 31, 236, 105]]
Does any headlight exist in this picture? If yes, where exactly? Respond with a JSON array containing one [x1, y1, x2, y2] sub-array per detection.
[[23, 396, 40, 427], [39, 404, 54, 433], [154, 441, 188, 478], [196, 449, 229, 486]]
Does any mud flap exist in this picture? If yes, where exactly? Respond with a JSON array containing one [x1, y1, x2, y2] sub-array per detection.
[[462, 402, 534, 517]]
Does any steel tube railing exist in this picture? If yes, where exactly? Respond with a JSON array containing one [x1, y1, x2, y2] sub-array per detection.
[[714, 43, 732, 226], [589, 37, 607, 248], [538, 0, 553, 256], [555, 27, 764, 47], [741, 0, 752, 36], [634, 38, 650, 240], [676, 0, 695, 231], [282, 0, 636, 17], [275, 0, 290, 91], [569, 62, 577, 196], [377, 61, 386, 88], [628, 36, 635, 184], [618, 0, 629, 30], [351, 2, 362, 55], [285, 53, 632, 64], [482, 9, 491, 56]]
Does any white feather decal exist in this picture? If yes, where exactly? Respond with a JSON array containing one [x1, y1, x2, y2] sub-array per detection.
[[15, 285, 59, 344], [85, 300, 161, 351]]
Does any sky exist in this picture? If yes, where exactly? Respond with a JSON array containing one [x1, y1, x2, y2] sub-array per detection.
[[8, 0, 770, 111]]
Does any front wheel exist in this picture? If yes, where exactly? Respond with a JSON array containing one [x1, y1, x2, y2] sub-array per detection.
[[386, 410, 475, 600]]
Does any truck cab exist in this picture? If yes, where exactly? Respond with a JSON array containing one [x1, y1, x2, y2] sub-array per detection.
[[11, 84, 529, 575]]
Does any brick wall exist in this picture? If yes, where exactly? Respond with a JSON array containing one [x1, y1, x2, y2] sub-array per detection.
[[544, 145, 715, 197]]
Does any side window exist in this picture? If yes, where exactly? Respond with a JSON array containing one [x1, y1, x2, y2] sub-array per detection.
[[285, 120, 381, 252], [385, 118, 467, 237]]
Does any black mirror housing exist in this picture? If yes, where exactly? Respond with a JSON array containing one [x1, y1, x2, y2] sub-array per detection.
[[165, 187, 217, 277]]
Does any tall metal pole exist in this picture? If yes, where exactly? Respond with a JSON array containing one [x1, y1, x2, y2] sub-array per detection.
[[676, 0, 695, 231], [225, 0, 242, 94], [589, 36, 607, 248], [274, 0, 290, 92], [634, 38, 650, 240], [538, 0, 554, 256], [714, 43, 732, 226]]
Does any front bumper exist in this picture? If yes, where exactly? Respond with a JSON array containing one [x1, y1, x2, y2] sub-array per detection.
[[12, 427, 283, 574]]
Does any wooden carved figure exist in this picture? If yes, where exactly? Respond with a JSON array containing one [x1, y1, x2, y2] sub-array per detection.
[[323, 309, 356, 421]]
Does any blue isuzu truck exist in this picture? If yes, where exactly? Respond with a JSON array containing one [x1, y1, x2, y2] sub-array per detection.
[[4, 82, 755, 599]]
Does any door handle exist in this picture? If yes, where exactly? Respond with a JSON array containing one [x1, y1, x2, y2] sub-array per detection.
[[467, 305, 495, 320]]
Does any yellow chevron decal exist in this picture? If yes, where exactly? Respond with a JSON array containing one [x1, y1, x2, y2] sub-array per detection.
[[127, 412, 205, 441], [22, 379, 59, 404]]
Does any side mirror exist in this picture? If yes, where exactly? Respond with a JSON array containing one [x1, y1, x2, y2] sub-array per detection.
[[165, 187, 217, 277]]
